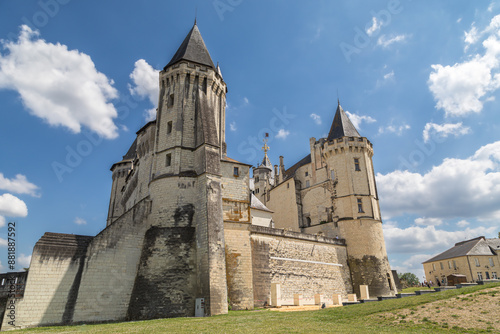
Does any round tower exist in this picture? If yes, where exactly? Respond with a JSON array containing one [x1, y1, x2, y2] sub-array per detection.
[[323, 102, 397, 297], [252, 137, 275, 203]]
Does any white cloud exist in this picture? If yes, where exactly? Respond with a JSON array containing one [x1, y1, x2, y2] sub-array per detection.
[[18, 253, 32, 268], [383, 71, 395, 80], [457, 220, 470, 227], [377, 34, 408, 48], [0, 173, 40, 197], [366, 17, 382, 36], [384, 223, 496, 254], [0, 25, 119, 139], [310, 113, 321, 125], [464, 24, 479, 50], [377, 141, 500, 220], [230, 121, 237, 131], [0, 193, 28, 217], [129, 59, 160, 122], [276, 129, 290, 139], [0, 216, 4, 227], [429, 15, 500, 117], [243, 97, 249, 105], [488, 2, 495, 12], [0, 239, 6, 247], [378, 123, 410, 136], [414, 217, 443, 226], [74, 217, 87, 225], [345, 111, 376, 129], [422, 122, 471, 143]]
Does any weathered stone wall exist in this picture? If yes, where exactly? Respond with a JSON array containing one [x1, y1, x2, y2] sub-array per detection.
[[224, 222, 254, 310], [266, 179, 299, 231], [221, 160, 249, 202], [250, 226, 352, 306], [338, 218, 396, 297], [71, 197, 151, 323], [250, 208, 273, 227], [2, 233, 93, 329]]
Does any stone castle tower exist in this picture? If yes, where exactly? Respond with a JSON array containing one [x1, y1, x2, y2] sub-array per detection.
[[260, 101, 397, 297]]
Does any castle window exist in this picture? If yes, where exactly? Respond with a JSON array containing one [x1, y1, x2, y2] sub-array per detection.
[[489, 257, 494, 267], [166, 78, 170, 86], [448, 261, 452, 269], [453, 260, 457, 270], [440, 262, 444, 270], [477, 272, 483, 281], [167, 121, 172, 134], [432, 263, 436, 271], [330, 170, 335, 180], [305, 171, 308, 176], [306, 180, 310, 188], [305, 217, 311, 227], [168, 94, 174, 107], [166, 153, 172, 167], [287, 183, 290, 189], [354, 158, 361, 171], [357, 198, 364, 213], [492, 272, 498, 279], [233, 167, 239, 177], [475, 258, 480, 267]]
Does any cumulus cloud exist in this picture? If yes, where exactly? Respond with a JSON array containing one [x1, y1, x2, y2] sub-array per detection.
[[345, 111, 376, 129], [0, 25, 119, 139], [377, 141, 500, 220], [310, 113, 321, 125], [276, 129, 290, 139], [0, 173, 40, 197], [384, 223, 496, 254], [378, 123, 410, 136], [18, 253, 32, 268], [230, 122, 237, 131], [0, 239, 6, 247], [129, 59, 160, 122], [457, 220, 470, 227], [366, 17, 382, 36], [422, 122, 471, 142], [429, 15, 500, 117], [74, 217, 87, 225], [0, 216, 5, 228], [414, 217, 443, 226], [377, 34, 408, 48], [0, 193, 28, 218], [383, 71, 395, 80]]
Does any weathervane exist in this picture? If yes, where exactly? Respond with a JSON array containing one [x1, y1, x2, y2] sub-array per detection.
[[262, 133, 270, 156]]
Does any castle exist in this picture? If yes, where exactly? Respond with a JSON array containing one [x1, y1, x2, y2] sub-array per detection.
[[1, 23, 396, 329]]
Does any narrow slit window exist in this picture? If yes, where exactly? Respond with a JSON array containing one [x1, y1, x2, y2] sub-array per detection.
[[166, 153, 172, 167], [167, 121, 172, 134], [357, 198, 364, 213], [354, 158, 361, 171]]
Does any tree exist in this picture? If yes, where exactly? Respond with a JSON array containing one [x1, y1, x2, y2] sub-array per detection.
[[398, 272, 419, 287]]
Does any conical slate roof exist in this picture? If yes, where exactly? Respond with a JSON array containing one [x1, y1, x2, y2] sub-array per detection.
[[327, 102, 361, 141], [165, 23, 215, 70]]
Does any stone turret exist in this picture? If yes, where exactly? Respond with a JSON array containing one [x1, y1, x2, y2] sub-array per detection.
[[132, 22, 229, 317], [319, 102, 396, 297], [252, 137, 275, 204]]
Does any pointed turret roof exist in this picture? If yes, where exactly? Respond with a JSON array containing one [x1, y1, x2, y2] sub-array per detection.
[[165, 23, 215, 70], [327, 102, 361, 141]]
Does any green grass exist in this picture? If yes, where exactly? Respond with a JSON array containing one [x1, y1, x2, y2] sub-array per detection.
[[12, 282, 500, 334]]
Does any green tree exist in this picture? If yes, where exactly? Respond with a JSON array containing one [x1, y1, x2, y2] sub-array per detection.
[[398, 272, 419, 287]]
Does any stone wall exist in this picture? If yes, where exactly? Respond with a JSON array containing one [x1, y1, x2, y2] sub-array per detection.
[[2, 233, 93, 329], [250, 226, 352, 306], [266, 179, 299, 231]]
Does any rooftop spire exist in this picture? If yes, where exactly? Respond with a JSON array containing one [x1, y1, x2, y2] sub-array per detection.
[[165, 23, 215, 70], [327, 103, 361, 141]]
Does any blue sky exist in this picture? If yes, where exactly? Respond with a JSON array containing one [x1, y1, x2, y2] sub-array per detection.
[[0, 0, 499, 280]]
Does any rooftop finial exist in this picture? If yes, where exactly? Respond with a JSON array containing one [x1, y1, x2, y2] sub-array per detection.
[[262, 133, 270, 157], [337, 89, 340, 106], [194, 7, 197, 25]]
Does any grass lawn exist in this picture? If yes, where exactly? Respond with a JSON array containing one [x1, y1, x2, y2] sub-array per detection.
[[12, 282, 500, 334]]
